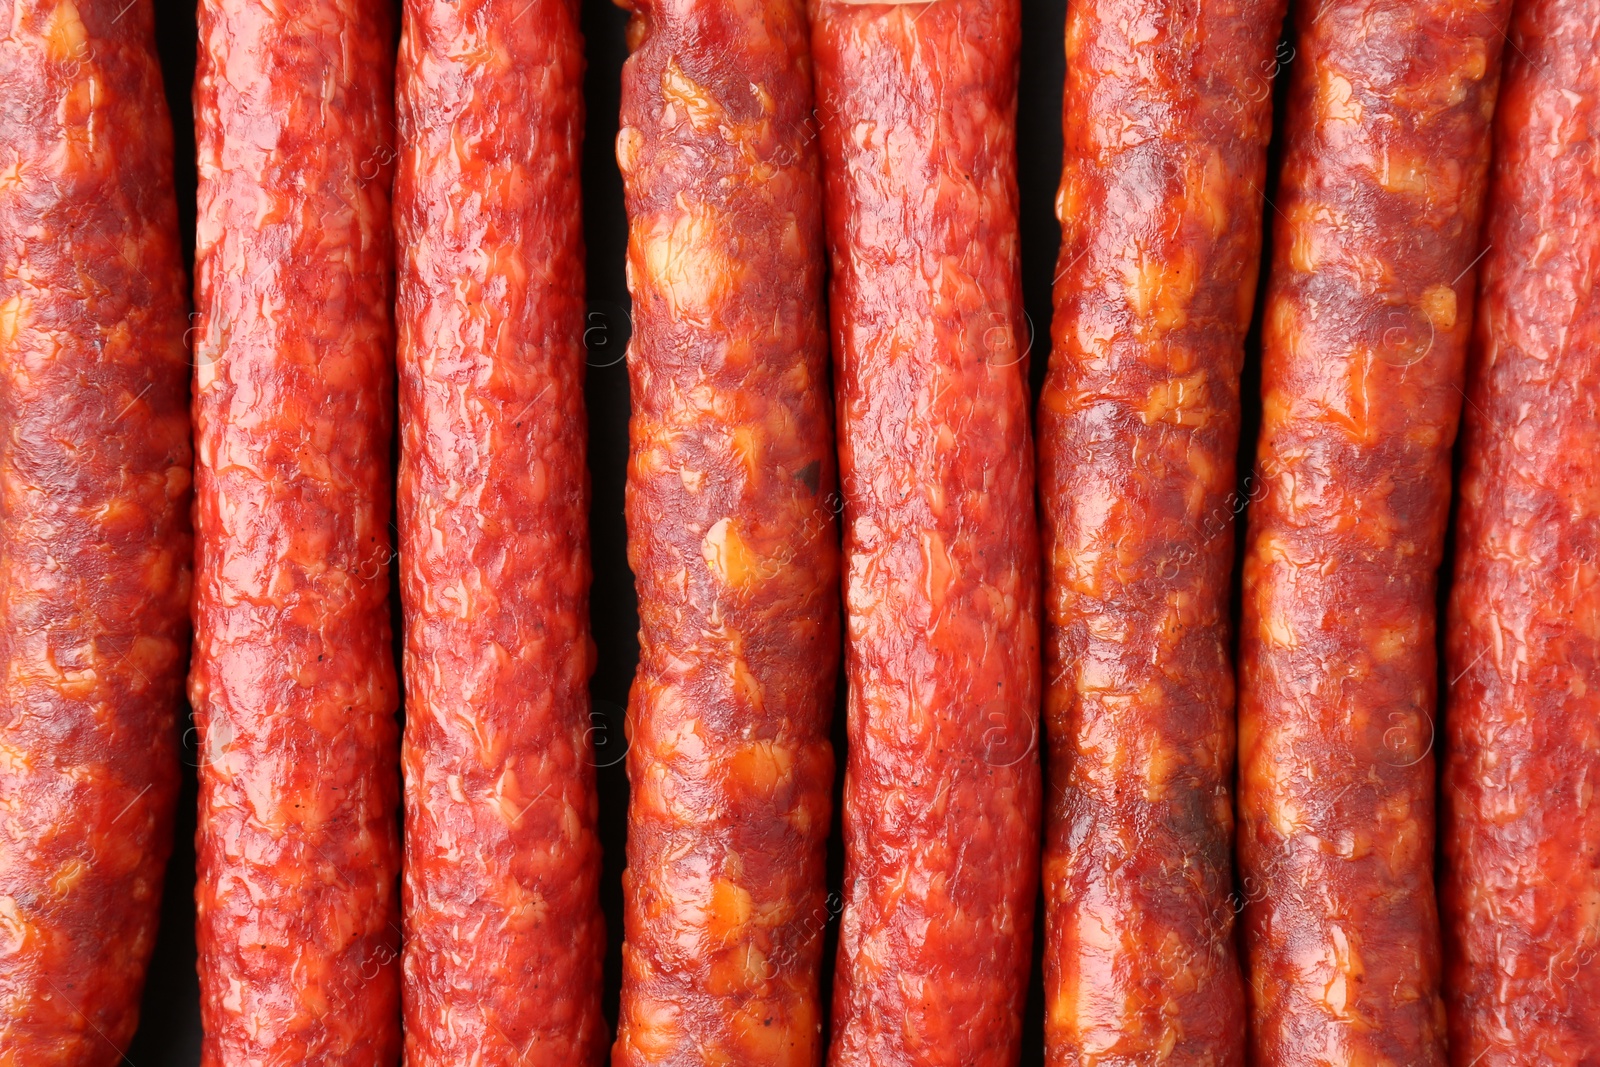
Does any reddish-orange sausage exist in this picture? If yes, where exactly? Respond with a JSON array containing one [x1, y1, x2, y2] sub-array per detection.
[[811, 4, 1041, 1066], [1235, 0, 1511, 1062], [1037, 0, 1287, 1060], [1441, 3, 1600, 1062], [0, 1, 191, 1061], [190, 0, 402, 1061], [611, 0, 842, 1063], [393, 1, 607, 1063]]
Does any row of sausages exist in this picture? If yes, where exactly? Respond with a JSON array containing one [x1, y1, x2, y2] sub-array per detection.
[[0, 0, 1594, 1064]]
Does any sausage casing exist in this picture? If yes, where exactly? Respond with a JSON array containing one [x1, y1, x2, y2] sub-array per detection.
[[1235, 0, 1511, 1062], [393, 1, 606, 1064], [1037, 0, 1286, 1061], [392, 0, 604, 1062], [612, 1, 842, 1063], [190, 0, 402, 1061], [0, 1, 191, 1060], [811, 4, 1041, 1065], [1441, 3, 1600, 1062]]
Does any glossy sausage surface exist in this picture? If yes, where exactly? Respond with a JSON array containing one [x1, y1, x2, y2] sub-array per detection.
[[1442, 3, 1600, 1062], [394, 1, 606, 1063], [191, 0, 402, 1061], [811, 4, 1041, 1065], [0, 1, 191, 1061], [1235, 0, 1511, 1062], [1037, 0, 1286, 1060], [612, 0, 842, 1062]]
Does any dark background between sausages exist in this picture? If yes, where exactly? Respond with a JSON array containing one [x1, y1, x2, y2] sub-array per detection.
[[124, 0, 1421, 1062]]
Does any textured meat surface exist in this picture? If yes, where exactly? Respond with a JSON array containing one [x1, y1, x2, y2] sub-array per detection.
[[0, 1, 191, 1061], [1036, 0, 1286, 1061], [810, 4, 1041, 1065], [1441, 4, 1600, 1063], [393, 1, 606, 1063], [612, 0, 841, 1063], [190, 0, 402, 1062], [1234, 0, 1511, 1063]]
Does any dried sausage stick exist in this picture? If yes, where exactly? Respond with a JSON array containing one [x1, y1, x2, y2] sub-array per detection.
[[810, 4, 1041, 1065], [611, 1, 842, 1063], [1235, 0, 1511, 1061], [1441, 4, 1600, 1062], [0, 1, 191, 1061], [1037, 0, 1287, 1060], [190, 0, 402, 1061], [392, 1, 606, 1063]]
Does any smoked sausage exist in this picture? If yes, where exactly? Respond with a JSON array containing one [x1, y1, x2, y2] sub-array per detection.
[[1037, 0, 1286, 1060], [810, 4, 1041, 1065], [190, 0, 402, 1061], [1441, 4, 1600, 1062], [393, 1, 606, 1063], [1235, 0, 1511, 1061], [0, 1, 191, 1060], [611, 1, 841, 1063]]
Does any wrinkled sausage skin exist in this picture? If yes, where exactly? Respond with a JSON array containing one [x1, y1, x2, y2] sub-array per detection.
[[611, 1, 842, 1063], [393, 2, 606, 1064], [810, 4, 1041, 1066], [1441, 4, 1600, 1063], [190, 0, 402, 1062], [0, 1, 191, 1061], [1037, 0, 1286, 1061], [1235, 0, 1511, 1063]]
